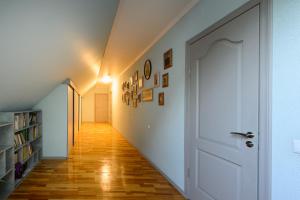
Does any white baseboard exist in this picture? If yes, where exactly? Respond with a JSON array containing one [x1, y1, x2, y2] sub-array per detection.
[[42, 156, 67, 160]]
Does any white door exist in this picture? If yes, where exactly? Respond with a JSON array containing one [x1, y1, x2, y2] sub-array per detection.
[[95, 94, 108, 123], [188, 6, 259, 200]]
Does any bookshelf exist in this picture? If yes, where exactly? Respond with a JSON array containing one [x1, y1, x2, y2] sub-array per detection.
[[0, 110, 42, 199]]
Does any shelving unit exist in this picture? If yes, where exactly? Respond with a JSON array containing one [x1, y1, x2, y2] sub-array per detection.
[[0, 111, 42, 199]]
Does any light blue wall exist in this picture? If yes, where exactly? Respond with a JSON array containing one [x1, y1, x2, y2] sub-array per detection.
[[112, 0, 250, 191], [272, 0, 300, 199], [34, 84, 68, 158]]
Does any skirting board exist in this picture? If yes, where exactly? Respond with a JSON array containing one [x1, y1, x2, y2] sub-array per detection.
[[42, 156, 67, 160], [113, 127, 187, 199]]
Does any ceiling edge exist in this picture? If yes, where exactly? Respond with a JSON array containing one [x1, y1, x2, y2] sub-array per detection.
[[98, 0, 121, 80], [117, 0, 200, 77]]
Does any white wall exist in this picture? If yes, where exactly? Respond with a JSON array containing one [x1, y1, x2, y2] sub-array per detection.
[[112, 0, 250, 191], [272, 0, 300, 199], [34, 84, 68, 158], [82, 83, 111, 122]]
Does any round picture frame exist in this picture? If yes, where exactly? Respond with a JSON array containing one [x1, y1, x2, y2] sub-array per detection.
[[144, 59, 152, 80]]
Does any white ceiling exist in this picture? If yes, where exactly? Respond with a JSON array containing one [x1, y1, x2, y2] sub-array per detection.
[[100, 0, 198, 78], [0, 0, 118, 111]]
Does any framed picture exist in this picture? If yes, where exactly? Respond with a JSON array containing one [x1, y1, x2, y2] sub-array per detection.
[[123, 94, 127, 103], [130, 77, 133, 85], [126, 82, 130, 89], [137, 93, 142, 103], [126, 95, 130, 105], [164, 49, 173, 69], [134, 70, 139, 82], [144, 59, 152, 80], [138, 77, 144, 89], [162, 73, 169, 88], [133, 84, 138, 95], [158, 92, 164, 106], [154, 72, 160, 88], [142, 88, 153, 102], [131, 90, 134, 100], [133, 99, 138, 108]]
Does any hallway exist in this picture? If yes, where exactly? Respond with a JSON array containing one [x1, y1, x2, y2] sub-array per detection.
[[8, 123, 185, 200]]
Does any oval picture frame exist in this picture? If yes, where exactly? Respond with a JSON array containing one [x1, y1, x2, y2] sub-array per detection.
[[144, 59, 152, 80]]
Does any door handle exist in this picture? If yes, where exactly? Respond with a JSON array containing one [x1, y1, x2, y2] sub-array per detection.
[[230, 132, 255, 139]]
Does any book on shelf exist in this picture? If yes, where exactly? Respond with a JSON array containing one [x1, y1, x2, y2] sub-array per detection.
[[14, 129, 30, 148], [32, 127, 40, 139], [14, 113, 27, 130], [29, 113, 37, 125], [22, 145, 33, 162]]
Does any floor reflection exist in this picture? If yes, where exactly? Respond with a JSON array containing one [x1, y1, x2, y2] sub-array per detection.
[[9, 123, 185, 200]]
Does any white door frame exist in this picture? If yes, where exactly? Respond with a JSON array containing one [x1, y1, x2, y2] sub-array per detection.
[[184, 0, 272, 200]]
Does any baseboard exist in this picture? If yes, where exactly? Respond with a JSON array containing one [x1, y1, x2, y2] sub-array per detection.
[[112, 126, 187, 199], [42, 156, 67, 160]]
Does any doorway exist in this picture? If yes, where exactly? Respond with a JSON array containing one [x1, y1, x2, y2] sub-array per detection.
[[185, 4, 266, 200], [95, 93, 109, 123]]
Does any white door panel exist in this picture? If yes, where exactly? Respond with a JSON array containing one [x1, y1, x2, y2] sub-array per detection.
[[189, 6, 259, 200]]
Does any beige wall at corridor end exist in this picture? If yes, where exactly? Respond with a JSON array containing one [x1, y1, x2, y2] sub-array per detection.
[[82, 83, 112, 123]]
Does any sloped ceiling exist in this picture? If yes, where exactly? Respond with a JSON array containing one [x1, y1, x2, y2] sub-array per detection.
[[99, 0, 198, 78], [0, 0, 118, 111]]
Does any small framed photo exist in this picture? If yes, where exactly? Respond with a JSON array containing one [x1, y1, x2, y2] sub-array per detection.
[[134, 70, 139, 82], [131, 90, 134, 100], [138, 77, 144, 89], [158, 92, 164, 106], [144, 59, 152, 80], [130, 77, 133, 85], [162, 73, 169, 88], [133, 99, 138, 108], [126, 82, 130, 89], [126, 96, 130, 105], [133, 84, 138, 95], [164, 49, 173, 69], [142, 88, 153, 102], [154, 72, 160, 88], [137, 93, 142, 103]]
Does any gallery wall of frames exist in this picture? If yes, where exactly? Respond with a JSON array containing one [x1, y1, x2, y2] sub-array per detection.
[[121, 49, 173, 107]]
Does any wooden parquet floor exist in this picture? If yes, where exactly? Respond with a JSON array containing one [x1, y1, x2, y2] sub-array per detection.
[[8, 123, 185, 200]]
